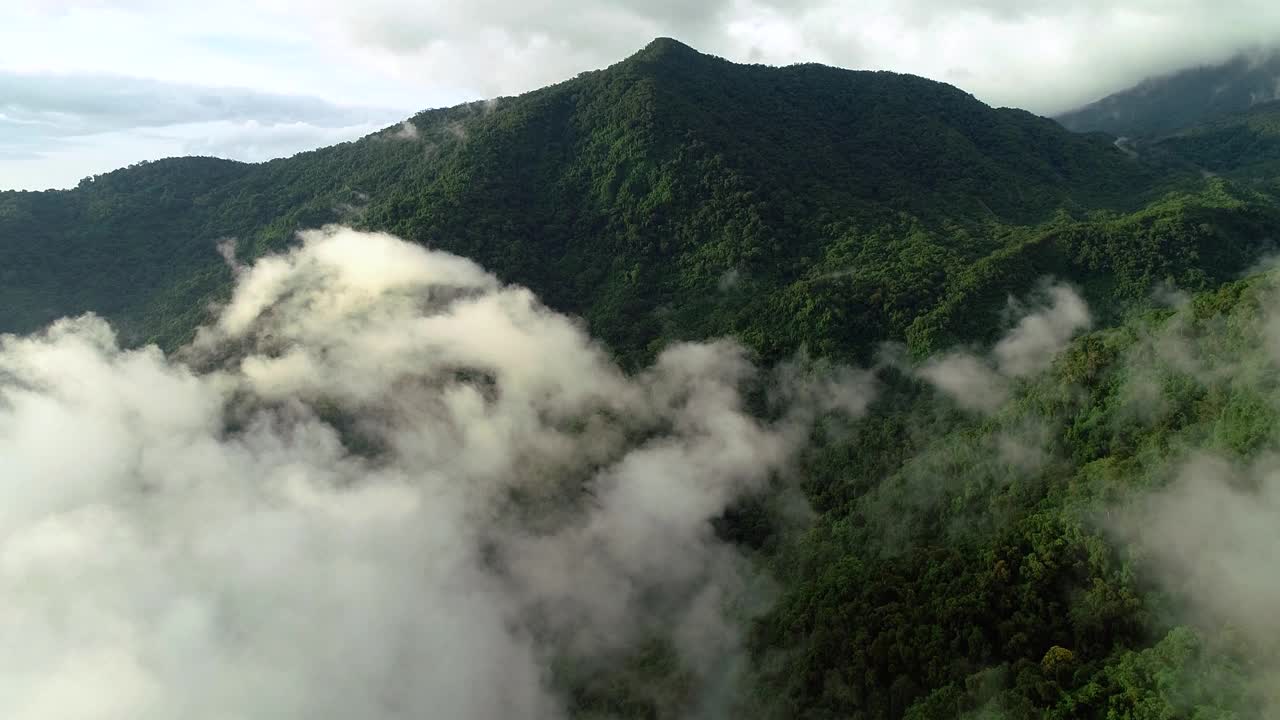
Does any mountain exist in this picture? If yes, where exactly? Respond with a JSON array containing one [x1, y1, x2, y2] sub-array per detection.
[[7, 38, 1280, 720], [1057, 50, 1280, 138], [3, 37, 1214, 366]]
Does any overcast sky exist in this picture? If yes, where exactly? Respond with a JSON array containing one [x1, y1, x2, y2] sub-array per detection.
[[5, 0, 1280, 191]]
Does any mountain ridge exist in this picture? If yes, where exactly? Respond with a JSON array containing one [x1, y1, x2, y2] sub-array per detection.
[[1, 38, 1170, 363]]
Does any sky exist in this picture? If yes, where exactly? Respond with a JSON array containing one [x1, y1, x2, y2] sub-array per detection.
[[4, 0, 1280, 190]]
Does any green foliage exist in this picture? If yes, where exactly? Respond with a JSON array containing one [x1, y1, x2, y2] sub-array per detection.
[[2, 38, 1184, 366], [1153, 101, 1280, 179], [7, 38, 1280, 720], [747, 272, 1280, 719]]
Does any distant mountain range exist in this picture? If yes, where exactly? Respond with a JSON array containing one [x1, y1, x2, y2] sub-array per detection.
[[1057, 50, 1280, 137]]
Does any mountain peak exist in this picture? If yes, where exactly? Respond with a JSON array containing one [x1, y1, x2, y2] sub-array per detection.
[[627, 37, 704, 65]]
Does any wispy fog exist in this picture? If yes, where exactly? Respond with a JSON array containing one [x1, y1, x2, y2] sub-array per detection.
[[0, 226, 873, 719]]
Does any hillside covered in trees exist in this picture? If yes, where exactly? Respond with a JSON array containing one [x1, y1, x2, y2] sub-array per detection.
[[6, 38, 1280, 719], [4, 38, 1238, 362]]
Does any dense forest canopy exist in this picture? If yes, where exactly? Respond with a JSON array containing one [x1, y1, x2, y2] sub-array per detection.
[[6, 37, 1280, 719]]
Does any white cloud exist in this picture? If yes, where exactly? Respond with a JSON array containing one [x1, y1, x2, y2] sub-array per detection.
[[0, 72, 393, 134], [994, 284, 1093, 377], [918, 352, 1010, 414], [1113, 451, 1280, 711], [11, 0, 1280, 114], [918, 283, 1092, 413], [388, 119, 419, 140], [0, 226, 873, 718]]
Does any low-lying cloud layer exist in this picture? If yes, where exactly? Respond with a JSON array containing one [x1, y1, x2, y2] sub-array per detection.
[[0, 72, 404, 190], [918, 282, 1092, 413], [0, 226, 871, 718], [1087, 274, 1280, 712], [1114, 453, 1280, 712], [1125, 453, 1280, 641]]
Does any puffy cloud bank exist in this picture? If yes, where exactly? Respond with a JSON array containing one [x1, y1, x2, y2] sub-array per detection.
[[918, 282, 1092, 413], [0, 226, 872, 719]]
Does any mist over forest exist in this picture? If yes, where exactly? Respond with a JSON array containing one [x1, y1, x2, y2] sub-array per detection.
[[7, 22, 1280, 720]]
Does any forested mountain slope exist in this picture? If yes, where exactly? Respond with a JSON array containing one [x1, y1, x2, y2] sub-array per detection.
[[6, 38, 1280, 720], [1149, 99, 1280, 179], [755, 268, 1280, 719], [3, 38, 1234, 365]]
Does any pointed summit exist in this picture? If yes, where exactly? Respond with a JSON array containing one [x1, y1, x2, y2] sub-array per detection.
[[636, 37, 699, 59], [623, 37, 708, 69]]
